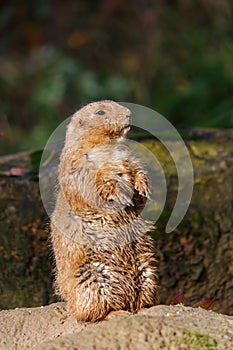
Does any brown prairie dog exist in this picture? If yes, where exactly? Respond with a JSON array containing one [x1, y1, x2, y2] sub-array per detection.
[[51, 100, 158, 322]]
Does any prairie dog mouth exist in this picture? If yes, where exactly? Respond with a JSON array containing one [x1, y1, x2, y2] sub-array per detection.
[[120, 124, 131, 137]]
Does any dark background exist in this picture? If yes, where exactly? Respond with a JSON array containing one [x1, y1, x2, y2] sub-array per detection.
[[0, 0, 233, 153]]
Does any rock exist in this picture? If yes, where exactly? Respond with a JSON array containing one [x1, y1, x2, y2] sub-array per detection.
[[0, 150, 56, 309], [0, 302, 85, 350], [151, 129, 233, 314], [0, 303, 233, 349]]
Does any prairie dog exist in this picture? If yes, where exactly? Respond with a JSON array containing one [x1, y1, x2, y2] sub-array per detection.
[[51, 100, 158, 322]]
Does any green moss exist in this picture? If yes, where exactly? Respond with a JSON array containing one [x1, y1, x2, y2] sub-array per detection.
[[189, 141, 219, 159], [139, 139, 233, 177], [182, 331, 219, 349]]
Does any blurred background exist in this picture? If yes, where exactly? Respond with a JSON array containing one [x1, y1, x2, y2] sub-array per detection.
[[0, 0, 233, 154]]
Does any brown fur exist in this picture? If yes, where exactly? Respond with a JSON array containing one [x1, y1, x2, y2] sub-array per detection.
[[51, 100, 159, 322]]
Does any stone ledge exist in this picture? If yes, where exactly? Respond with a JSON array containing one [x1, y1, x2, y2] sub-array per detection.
[[1, 303, 233, 349]]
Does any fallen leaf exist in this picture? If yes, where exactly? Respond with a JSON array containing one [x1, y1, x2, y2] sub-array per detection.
[[192, 299, 215, 310], [1, 167, 29, 176], [173, 289, 186, 305]]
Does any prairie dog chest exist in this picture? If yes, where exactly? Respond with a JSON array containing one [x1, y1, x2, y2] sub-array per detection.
[[86, 141, 131, 167]]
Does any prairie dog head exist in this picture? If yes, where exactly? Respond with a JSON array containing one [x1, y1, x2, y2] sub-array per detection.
[[64, 100, 132, 149]]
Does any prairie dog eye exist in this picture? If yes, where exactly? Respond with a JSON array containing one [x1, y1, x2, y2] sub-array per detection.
[[95, 110, 106, 115]]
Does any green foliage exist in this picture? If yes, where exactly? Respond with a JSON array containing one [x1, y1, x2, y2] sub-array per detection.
[[0, 48, 132, 151], [0, 0, 233, 153]]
